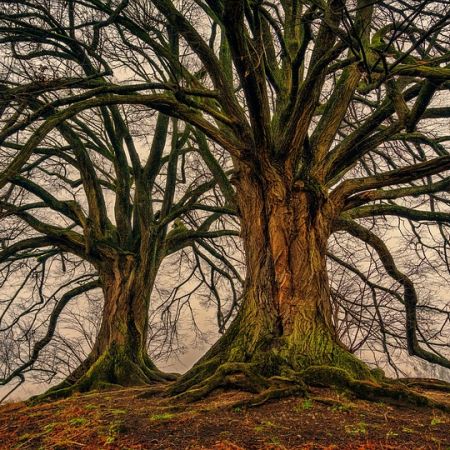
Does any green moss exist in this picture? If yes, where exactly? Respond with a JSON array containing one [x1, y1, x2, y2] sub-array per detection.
[[149, 412, 175, 421], [251, 349, 286, 378], [330, 346, 373, 381], [170, 357, 221, 395], [370, 367, 386, 382], [69, 417, 88, 426], [345, 421, 367, 436], [30, 344, 173, 403], [301, 366, 353, 388]]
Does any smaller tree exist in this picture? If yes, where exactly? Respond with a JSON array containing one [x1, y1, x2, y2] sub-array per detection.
[[0, 100, 239, 398], [0, 1, 240, 399]]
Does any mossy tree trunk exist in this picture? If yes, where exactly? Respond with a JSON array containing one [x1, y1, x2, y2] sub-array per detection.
[[52, 253, 175, 395], [173, 162, 371, 396]]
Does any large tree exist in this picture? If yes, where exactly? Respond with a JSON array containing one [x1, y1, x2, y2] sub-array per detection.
[[1, 0, 450, 404]]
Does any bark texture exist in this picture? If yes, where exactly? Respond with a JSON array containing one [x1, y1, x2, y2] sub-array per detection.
[[172, 163, 372, 400], [36, 254, 175, 401]]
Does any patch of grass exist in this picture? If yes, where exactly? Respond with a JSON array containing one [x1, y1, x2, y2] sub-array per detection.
[[331, 402, 352, 412], [105, 420, 127, 444], [430, 416, 444, 426], [294, 399, 314, 412], [110, 408, 127, 415], [255, 420, 276, 432], [386, 430, 399, 439], [85, 404, 99, 410], [18, 433, 32, 441], [302, 399, 314, 410], [43, 422, 57, 433], [430, 436, 443, 446], [232, 406, 242, 413], [69, 417, 88, 426], [268, 436, 282, 446], [149, 412, 175, 421], [344, 421, 367, 436]]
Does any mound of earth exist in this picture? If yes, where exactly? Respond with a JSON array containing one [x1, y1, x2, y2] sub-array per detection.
[[0, 385, 448, 449]]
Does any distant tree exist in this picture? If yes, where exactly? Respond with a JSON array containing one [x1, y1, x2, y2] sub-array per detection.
[[1, 0, 450, 404]]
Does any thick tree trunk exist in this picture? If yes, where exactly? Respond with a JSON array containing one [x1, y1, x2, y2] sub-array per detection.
[[45, 254, 175, 397], [173, 165, 372, 396]]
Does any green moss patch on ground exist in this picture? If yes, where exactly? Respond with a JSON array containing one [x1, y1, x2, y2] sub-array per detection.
[[0, 385, 448, 449]]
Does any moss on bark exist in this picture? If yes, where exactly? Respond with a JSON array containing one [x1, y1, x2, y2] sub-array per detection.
[[29, 343, 177, 404], [170, 294, 377, 405]]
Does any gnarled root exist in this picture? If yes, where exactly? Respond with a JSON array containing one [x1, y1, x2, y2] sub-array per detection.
[[300, 366, 450, 413], [28, 348, 177, 405], [395, 377, 450, 393], [173, 362, 270, 403], [233, 375, 308, 408], [170, 363, 450, 413], [169, 362, 309, 407]]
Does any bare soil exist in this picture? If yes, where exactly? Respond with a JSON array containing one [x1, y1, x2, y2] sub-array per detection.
[[0, 385, 448, 449]]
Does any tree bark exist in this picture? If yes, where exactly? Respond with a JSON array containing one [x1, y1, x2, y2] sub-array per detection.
[[173, 163, 372, 396], [47, 254, 174, 396]]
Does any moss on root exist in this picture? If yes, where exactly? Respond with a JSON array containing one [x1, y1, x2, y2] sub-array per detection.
[[168, 341, 450, 413], [29, 345, 177, 405], [173, 362, 270, 403], [170, 323, 374, 397], [296, 366, 450, 413]]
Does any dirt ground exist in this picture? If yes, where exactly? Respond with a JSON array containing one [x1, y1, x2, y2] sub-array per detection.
[[0, 385, 449, 449]]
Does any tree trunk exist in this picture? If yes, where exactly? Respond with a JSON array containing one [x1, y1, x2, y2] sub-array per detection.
[[48, 254, 175, 396], [173, 164, 372, 396]]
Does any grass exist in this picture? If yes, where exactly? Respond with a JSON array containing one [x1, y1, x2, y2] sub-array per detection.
[[386, 430, 399, 439], [331, 402, 353, 412], [255, 420, 277, 432], [430, 416, 444, 426], [293, 398, 314, 412], [0, 385, 448, 449], [344, 421, 368, 436], [68, 417, 88, 426], [110, 408, 127, 415], [84, 404, 99, 410], [149, 412, 175, 421], [105, 420, 126, 444]]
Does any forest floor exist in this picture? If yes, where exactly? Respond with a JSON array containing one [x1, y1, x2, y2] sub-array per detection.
[[0, 385, 449, 449]]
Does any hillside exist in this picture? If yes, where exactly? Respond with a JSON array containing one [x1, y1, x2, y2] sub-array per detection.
[[0, 385, 449, 449]]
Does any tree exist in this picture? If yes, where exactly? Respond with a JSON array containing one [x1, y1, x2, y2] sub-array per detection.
[[0, 4, 240, 396], [1, 0, 450, 404], [0, 103, 239, 398]]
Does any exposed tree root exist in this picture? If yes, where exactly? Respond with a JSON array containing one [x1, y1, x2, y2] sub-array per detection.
[[173, 362, 269, 403], [136, 384, 173, 399], [311, 396, 354, 409], [299, 366, 450, 413], [169, 362, 450, 413], [232, 376, 308, 408], [395, 377, 450, 393], [28, 347, 177, 405]]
